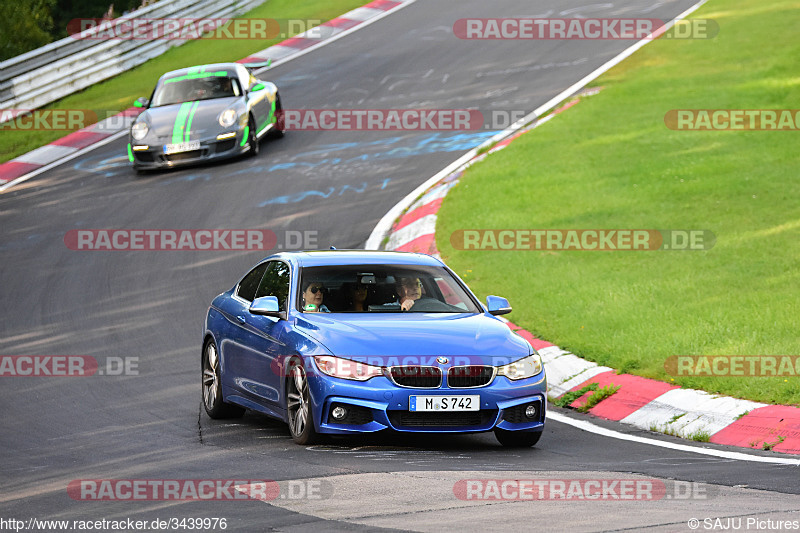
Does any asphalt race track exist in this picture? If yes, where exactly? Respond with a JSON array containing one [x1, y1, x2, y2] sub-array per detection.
[[1, 1, 798, 531]]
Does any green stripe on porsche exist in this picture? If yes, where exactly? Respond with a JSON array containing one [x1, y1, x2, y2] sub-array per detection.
[[172, 102, 193, 145], [240, 125, 249, 147], [184, 101, 199, 142], [127, 143, 134, 163], [253, 100, 278, 136], [164, 71, 227, 84]]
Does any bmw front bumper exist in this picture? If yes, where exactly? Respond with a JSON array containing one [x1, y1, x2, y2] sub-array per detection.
[[303, 360, 547, 436]]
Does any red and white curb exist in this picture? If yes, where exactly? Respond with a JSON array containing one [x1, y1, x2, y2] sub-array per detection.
[[238, 0, 413, 67], [0, 108, 141, 191], [372, 95, 800, 456], [0, 0, 416, 192]]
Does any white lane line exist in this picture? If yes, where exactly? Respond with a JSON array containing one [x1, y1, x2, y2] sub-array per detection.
[[548, 411, 800, 465]]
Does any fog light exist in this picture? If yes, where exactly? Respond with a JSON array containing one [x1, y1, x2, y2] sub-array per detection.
[[331, 406, 348, 420], [525, 404, 537, 419]]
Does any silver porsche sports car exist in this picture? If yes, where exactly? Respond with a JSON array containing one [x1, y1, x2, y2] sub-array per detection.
[[127, 62, 283, 171]]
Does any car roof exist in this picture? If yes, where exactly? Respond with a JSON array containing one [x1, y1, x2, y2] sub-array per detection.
[[268, 250, 446, 268], [158, 63, 243, 82]]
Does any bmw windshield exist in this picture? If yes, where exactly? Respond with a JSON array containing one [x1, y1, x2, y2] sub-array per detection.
[[297, 264, 482, 313]]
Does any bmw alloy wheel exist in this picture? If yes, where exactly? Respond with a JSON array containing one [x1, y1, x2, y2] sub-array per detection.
[[286, 360, 319, 444]]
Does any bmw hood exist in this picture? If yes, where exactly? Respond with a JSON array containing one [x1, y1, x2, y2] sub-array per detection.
[[293, 313, 532, 361], [140, 97, 242, 141]]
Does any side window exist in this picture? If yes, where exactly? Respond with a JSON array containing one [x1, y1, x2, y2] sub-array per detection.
[[236, 263, 268, 302], [255, 261, 291, 311]]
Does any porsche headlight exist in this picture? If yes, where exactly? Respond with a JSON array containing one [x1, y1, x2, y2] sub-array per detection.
[[131, 121, 149, 140], [219, 108, 238, 128], [496, 353, 543, 380], [314, 356, 383, 381]]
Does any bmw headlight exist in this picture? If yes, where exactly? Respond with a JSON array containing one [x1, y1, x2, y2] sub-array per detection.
[[314, 356, 383, 381], [496, 353, 543, 380], [219, 108, 238, 128], [131, 120, 149, 140]]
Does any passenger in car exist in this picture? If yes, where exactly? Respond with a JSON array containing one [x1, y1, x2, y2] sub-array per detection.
[[343, 282, 369, 312], [301, 281, 330, 312]]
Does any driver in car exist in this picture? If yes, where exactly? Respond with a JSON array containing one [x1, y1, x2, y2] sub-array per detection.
[[396, 276, 424, 311]]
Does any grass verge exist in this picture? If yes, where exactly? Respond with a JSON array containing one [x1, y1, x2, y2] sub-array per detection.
[[437, 0, 800, 405], [1, 0, 367, 163]]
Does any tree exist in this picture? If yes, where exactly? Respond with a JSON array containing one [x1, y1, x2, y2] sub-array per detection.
[[0, 0, 56, 61]]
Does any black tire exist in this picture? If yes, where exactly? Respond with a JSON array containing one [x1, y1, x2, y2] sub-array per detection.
[[202, 339, 245, 419], [286, 359, 320, 444], [269, 93, 284, 139], [247, 115, 259, 157], [494, 428, 542, 448]]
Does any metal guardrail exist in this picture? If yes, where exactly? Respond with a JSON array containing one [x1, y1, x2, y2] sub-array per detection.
[[0, 0, 266, 118]]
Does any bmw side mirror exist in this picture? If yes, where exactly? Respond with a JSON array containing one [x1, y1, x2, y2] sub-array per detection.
[[486, 295, 512, 316], [134, 97, 149, 108], [250, 296, 283, 318]]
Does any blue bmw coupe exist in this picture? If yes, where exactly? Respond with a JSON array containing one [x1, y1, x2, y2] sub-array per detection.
[[202, 250, 546, 446]]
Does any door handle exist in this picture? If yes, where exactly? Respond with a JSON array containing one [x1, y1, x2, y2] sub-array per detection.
[[236, 315, 246, 324]]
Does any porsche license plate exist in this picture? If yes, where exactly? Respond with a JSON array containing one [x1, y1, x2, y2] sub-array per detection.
[[164, 141, 200, 154], [409, 395, 479, 412]]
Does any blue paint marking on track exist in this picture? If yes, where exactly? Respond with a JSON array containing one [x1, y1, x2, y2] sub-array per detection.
[[260, 178, 391, 206], [252, 131, 499, 205], [72, 154, 130, 178], [159, 131, 500, 186]]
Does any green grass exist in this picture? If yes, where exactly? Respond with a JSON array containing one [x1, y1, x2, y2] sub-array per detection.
[[437, 0, 800, 406], [0, 0, 366, 163], [577, 384, 620, 413], [552, 383, 598, 408], [689, 430, 712, 443], [762, 435, 786, 450], [668, 413, 686, 424]]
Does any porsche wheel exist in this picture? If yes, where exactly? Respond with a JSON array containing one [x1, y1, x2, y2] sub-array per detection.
[[269, 93, 284, 139], [202, 339, 245, 419], [286, 360, 319, 444], [247, 116, 259, 157]]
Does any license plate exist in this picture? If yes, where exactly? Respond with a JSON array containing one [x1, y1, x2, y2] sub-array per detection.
[[409, 395, 479, 412], [164, 141, 200, 154]]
